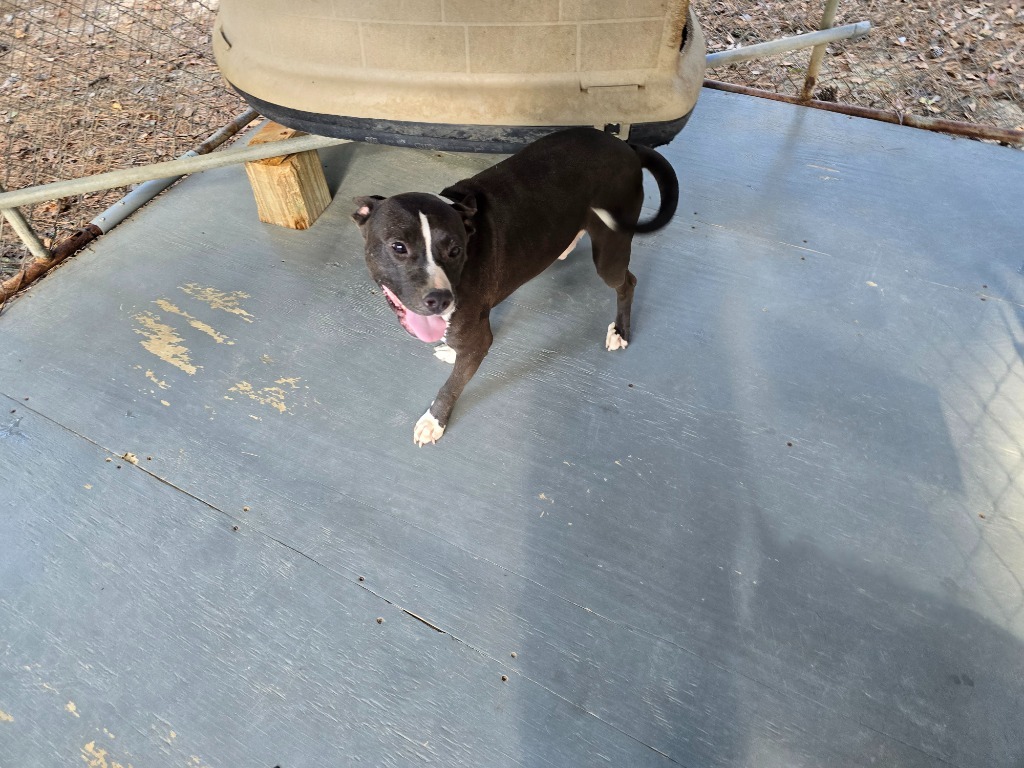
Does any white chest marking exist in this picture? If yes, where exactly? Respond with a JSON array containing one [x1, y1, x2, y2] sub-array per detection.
[[420, 211, 452, 292], [433, 343, 457, 364]]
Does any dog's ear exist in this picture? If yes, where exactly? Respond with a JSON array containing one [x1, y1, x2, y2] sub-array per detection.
[[441, 185, 477, 239], [351, 195, 385, 227]]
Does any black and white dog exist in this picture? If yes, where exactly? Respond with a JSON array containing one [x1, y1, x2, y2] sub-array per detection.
[[351, 127, 678, 445]]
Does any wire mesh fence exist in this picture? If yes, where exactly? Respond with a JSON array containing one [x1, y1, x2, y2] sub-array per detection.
[[699, 0, 1024, 132], [1, 0, 244, 279], [2, 1, 1021, 280]]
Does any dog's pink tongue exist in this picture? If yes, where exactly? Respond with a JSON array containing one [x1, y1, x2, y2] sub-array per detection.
[[403, 309, 447, 343], [382, 285, 447, 343]]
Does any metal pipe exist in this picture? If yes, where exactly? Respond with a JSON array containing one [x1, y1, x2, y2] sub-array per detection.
[[193, 108, 261, 155], [0, 187, 51, 262], [0, 131, 350, 210], [703, 79, 1024, 147], [90, 163, 192, 233], [802, 0, 842, 100], [91, 108, 260, 233], [1, 109, 272, 304], [705, 21, 871, 68]]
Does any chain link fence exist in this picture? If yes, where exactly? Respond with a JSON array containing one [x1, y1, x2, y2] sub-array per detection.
[[2, 1, 1021, 280], [1, 0, 244, 278], [699, 0, 1024, 132]]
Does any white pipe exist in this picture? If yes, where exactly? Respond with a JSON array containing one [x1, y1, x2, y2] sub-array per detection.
[[0, 189, 51, 261], [706, 21, 871, 68], [0, 132, 351, 210], [803, 0, 843, 99], [90, 108, 260, 233]]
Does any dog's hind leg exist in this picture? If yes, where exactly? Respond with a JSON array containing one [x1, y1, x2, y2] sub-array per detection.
[[589, 228, 637, 351]]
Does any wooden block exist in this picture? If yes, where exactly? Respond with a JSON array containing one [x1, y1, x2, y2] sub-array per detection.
[[243, 121, 331, 229]]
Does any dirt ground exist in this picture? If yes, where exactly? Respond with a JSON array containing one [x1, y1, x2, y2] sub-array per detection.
[[699, 0, 1024, 129], [1, 0, 247, 281], [1, 0, 1021, 282]]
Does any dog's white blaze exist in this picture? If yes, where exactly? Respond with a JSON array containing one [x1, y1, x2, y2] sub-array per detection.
[[419, 211, 452, 292], [592, 207, 619, 231]]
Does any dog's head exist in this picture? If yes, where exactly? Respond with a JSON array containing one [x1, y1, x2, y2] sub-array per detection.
[[351, 191, 476, 343]]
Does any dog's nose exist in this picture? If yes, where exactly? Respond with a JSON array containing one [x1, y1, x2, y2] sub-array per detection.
[[423, 290, 453, 314]]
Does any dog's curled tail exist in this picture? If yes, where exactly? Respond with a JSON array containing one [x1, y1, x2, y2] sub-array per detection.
[[594, 145, 680, 235], [631, 144, 679, 233]]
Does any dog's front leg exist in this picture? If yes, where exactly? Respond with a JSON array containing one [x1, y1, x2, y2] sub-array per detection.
[[413, 314, 492, 446]]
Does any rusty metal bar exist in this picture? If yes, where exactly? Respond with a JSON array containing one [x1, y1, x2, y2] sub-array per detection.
[[0, 225, 101, 305], [703, 79, 1024, 146], [802, 0, 842, 100]]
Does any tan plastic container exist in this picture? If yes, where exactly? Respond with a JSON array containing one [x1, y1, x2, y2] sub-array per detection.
[[214, 0, 705, 151]]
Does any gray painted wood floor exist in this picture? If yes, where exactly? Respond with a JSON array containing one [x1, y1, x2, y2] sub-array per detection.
[[2, 89, 1023, 767]]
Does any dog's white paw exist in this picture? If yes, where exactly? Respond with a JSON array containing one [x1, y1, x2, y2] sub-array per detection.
[[433, 343, 457, 365], [413, 410, 445, 446], [605, 322, 629, 351]]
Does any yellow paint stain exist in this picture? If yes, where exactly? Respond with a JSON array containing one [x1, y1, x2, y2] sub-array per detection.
[[0, 709, 13, 723], [66, 700, 80, 718], [153, 299, 234, 345], [84, 484, 93, 490], [160, 400, 171, 407], [160, 728, 178, 746], [229, 378, 300, 414], [81, 740, 132, 768], [41, 682, 58, 694], [179, 284, 254, 323], [133, 313, 198, 375], [103, 728, 116, 739], [144, 370, 170, 390]]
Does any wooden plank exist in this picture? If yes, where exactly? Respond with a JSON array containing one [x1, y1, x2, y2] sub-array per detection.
[[0, 401, 676, 767], [2, 90, 1023, 766], [243, 121, 331, 229]]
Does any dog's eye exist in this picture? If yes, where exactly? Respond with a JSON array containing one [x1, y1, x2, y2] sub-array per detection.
[[449, 245, 462, 258], [390, 242, 407, 255]]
